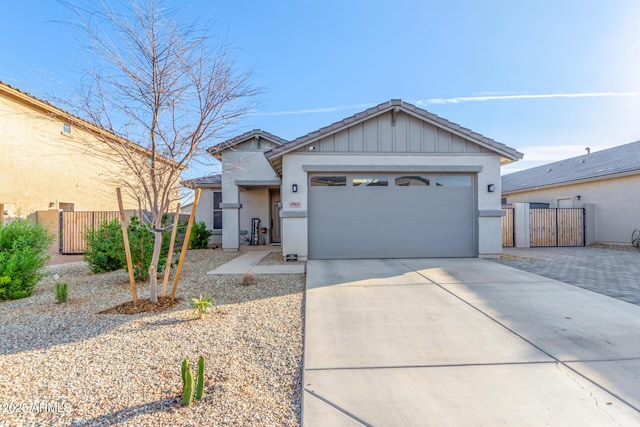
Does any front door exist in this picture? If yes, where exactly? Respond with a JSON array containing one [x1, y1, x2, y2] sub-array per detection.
[[270, 190, 281, 243]]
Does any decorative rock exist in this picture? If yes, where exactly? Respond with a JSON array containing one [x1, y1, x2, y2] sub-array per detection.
[[0, 249, 304, 426], [242, 272, 258, 286]]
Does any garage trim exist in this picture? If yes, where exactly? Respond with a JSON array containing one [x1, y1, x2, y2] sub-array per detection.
[[303, 165, 483, 173]]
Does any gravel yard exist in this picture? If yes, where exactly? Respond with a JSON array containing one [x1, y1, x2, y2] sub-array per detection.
[[0, 249, 305, 426]]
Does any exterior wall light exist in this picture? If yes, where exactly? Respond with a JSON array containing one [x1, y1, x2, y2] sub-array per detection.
[[487, 184, 495, 193], [576, 195, 581, 200], [292, 184, 298, 193]]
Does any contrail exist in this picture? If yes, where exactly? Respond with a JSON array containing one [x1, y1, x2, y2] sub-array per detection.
[[418, 92, 640, 105], [251, 103, 373, 116], [249, 92, 640, 116]]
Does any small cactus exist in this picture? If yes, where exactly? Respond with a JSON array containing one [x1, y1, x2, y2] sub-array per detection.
[[182, 367, 195, 406], [195, 356, 205, 400], [55, 283, 68, 303], [181, 356, 205, 406], [181, 359, 189, 384]]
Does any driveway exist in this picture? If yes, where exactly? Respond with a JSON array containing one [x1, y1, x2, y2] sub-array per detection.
[[303, 258, 640, 426], [496, 247, 640, 305]]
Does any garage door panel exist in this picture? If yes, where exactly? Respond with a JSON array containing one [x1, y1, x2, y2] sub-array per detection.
[[309, 173, 476, 259]]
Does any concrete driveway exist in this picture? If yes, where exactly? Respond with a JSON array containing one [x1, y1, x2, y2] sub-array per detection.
[[303, 258, 640, 426]]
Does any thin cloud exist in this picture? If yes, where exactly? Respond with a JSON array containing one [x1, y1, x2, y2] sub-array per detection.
[[251, 103, 374, 116], [417, 92, 640, 105]]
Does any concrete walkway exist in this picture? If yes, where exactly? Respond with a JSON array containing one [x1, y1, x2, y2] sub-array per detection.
[[303, 258, 640, 426], [497, 247, 640, 305], [206, 250, 305, 274]]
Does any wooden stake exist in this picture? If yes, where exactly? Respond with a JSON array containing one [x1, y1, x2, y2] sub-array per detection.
[[161, 202, 180, 297], [170, 189, 201, 300], [117, 188, 137, 303]]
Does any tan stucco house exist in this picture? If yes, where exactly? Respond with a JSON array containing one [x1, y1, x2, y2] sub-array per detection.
[[0, 80, 145, 223], [185, 100, 523, 259], [502, 141, 640, 245]]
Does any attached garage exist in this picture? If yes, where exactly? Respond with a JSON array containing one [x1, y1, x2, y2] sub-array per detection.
[[308, 173, 476, 259]]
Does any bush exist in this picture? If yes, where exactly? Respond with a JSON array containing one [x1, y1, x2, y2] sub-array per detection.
[[0, 220, 54, 300], [84, 216, 177, 282], [189, 221, 212, 249], [84, 219, 124, 274]]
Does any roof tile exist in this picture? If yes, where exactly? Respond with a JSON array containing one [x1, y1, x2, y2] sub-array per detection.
[[502, 141, 640, 192]]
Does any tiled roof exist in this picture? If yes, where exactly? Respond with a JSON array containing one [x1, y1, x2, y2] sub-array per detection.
[[207, 129, 288, 156], [181, 173, 222, 188], [265, 99, 523, 161], [502, 140, 640, 193]]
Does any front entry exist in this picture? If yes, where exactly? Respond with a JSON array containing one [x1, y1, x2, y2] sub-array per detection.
[[270, 190, 281, 244]]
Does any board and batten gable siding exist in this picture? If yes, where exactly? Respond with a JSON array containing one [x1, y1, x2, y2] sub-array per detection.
[[229, 137, 280, 151], [291, 111, 493, 155]]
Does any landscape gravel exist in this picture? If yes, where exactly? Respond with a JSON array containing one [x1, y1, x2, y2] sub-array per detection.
[[0, 250, 305, 426]]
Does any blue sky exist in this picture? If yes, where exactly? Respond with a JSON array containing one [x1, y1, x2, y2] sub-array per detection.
[[2, 0, 640, 179]]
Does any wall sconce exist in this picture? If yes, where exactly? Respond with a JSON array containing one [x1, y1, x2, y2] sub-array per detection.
[[487, 184, 495, 193], [576, 195, 581, 200], [292, 184, 298, 193], [49, 202, 55, 208]]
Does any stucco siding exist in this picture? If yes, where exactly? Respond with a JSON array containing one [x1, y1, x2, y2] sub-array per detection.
[[239, 188, 270, 239], [220, 149, 280, 249], [0, 94, 140, 217], [504, 175, 640, 244], [281, 152, 502, 258]]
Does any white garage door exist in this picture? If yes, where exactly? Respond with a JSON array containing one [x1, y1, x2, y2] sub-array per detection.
[[308, 173, 476, 259]]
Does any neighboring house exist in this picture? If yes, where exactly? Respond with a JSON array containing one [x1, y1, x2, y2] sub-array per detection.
[[0, 80, 179, 254], [185, 100, 522, 260], [502, 141, 640, 245], [0, 80, 143, 221], [182, 173, 223, 245]]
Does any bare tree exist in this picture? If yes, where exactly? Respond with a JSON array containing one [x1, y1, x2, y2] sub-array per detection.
[[63, 0, 256, 303]]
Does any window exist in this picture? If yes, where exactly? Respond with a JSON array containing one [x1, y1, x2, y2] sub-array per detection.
[[395, 176, 430, 186], [435, 175, 471, 187], [62, 123, 71, 134], [352, 176, 388, 187], [310, 176, 347, 187], [59, 202, 74, 212], [213, 191, 222, 229]]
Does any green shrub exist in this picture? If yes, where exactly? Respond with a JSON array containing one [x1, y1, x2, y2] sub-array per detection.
[[84, 219, 125, 273], [189, 221, 212, 249], [0, 220, 53, 300], [84, 216, 177, 282]]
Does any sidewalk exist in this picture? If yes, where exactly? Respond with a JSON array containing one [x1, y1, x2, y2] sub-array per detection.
[[207, 250, 306, 274]]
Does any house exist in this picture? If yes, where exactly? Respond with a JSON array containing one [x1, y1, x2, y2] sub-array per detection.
[[0, 80, 179, 253], [502, 141, 640, 245], [0, 80, 145, 221], [186, 100, 523, 259], [182, 173, 223, 245]]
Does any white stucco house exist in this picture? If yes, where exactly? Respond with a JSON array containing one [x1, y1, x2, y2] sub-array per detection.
[[183, 100, 523, 260]]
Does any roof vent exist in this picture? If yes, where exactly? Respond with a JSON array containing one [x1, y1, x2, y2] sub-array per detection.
[[545, 168, 552, 173], [585, 147, 591, 158]]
